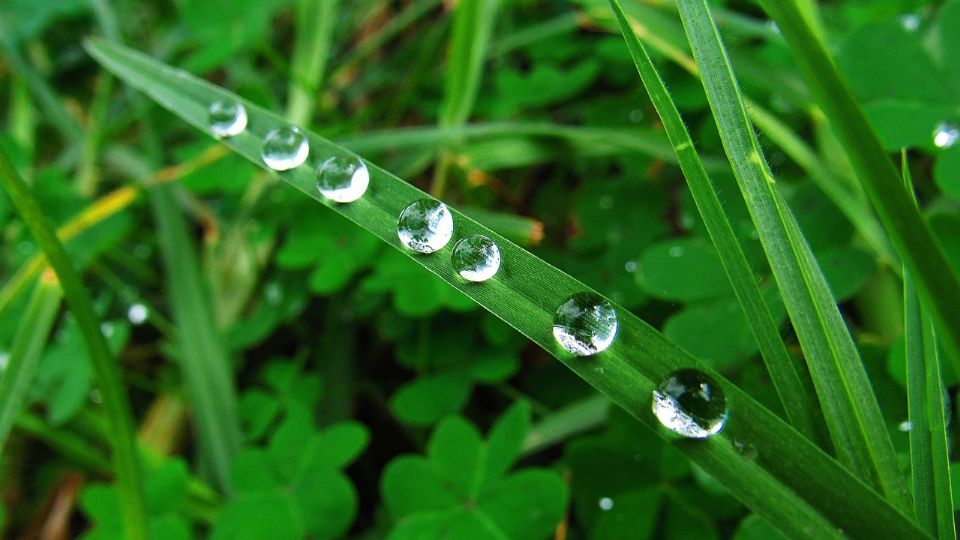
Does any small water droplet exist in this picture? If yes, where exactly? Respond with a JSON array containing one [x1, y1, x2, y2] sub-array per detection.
[[397, 199, 454, 254], [208, 100, 247, 137], [0, 351, 9, 372], [100, 322, 115, 338], [624, 261, 637, 273], [652, 369, 727, 438], [452, 234, 501, 282], [734, 438, 758, 460], [668, 246, 685, 257], [552, 292, 618, 356], [933, 122, 959, 149], [265, 282, 283, 305], [316, 155, 369, 203], [598, 497, 614, 511], [127, 304, 148, 325], [90, 389, 103, 404], [898, 420, 912, 432], [262, 126, 309, 170], [629, 109, 645, 123], [900, 14, 921, 31]]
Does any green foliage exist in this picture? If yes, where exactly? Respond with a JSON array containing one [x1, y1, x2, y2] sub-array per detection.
[[382, 402, 568, 539]]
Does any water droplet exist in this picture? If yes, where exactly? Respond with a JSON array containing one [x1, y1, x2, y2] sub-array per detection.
[[452, 234, 501, 282], [898, 420, 912, 432], [208, 100, 247, 137], [100, 322, 115, 338], [598, 497, 614, 511], [90, 389, 103, 404], [262, 126, 309, 170], [0, 351, 9, 372], [397, 199, 454, 254], [734, 438, 758, 460], [900, 14, 921, 31], [552, 292, 618, 356], [629, 109, 645, 123], [127, 304, 148, 325], [652, 369, 727, 438], [316, 155, 369, 203], [933, 122, 959, 149], [668, 246, 685, 257], [624, 261, 637, 273]]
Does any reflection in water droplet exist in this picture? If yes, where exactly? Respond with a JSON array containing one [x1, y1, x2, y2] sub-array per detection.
[[127, 304, 148, 325], [452, 235, 501, 282], [208, 100, 247, 137], [598, 497, 614, 511], [653, 369, 727, 438], [397, 199, 454, 254], [933, 122, 959, 149], [316, 155, 369, 203], [262, 126, 309, 170], [552, 292, 618, 356]]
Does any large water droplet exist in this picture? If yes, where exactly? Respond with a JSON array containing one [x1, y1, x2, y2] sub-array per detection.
[[208, 100, 247, 137], [552, 292, 618, 356], [262, 126, 309, 170], [397, 199, 454, 253], [933, 122, 959, 149], [316, 155, 369, 203], [652, 369, 727, 438], [452, 234, 500, 282]]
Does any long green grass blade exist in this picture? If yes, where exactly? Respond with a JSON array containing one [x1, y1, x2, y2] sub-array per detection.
[[758, 0, 960, 379], [150, 183, 242, 491], [85, 38, 929, 538], [675, 0, 910, 511], [0, 274, 62, 450], [903, 154, 955, 539], [0, 147, 148, 540], [607, 0, 821, 442], [286, 0, 339, 126]]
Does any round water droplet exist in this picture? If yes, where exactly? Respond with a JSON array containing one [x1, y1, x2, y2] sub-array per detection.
[[127, 304, 148, 325], [316, 155, 369, 203], [100, 322, 115, 338], [552, 292, 618, 356], [900, 14, 921, 31], [452, 234, 501, 282], [598, 497, 614, 511], [624, 261, 637, 273], [397, 199, 454, 254], [933, 122, 959, 149], [208, 100, 247, 137], [262, 126, 309, 170], [652, 369, 727, 438]]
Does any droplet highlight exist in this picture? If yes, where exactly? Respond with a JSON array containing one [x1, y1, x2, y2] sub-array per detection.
[[933, 122, 959, 149], [652, 369, 727, 439], [127, 304, 148, 325], [397, 199, 454, 254], [316, 155, 369, 203], [262, 126, 309, 170], [452, 234, 501, 282], [208, 100, 247, 137], [552, 292, 618, 356]]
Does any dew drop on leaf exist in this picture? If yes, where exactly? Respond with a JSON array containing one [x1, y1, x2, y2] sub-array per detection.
[[397, 199, 454, 254], [127, 304, 148, 325], [552, 292, 618, 356], [933, 122, 959, 149], [208, 100, 247, 137], [452, 234, 501, 282], [262, 126, 309, 170], [652, 369, 727, 438], [598, 497, 614, 511], [316, 155, 369, 203]]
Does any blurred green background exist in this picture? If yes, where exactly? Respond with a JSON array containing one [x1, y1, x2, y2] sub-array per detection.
[[1, 0, 960, 538]]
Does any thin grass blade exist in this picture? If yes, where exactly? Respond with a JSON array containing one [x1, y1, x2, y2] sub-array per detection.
[[286, 0, 339, 126], [0, 147, 148, 540], [86, 38, 929, 537], [758, 0, 960, 380], [0, 273, 62, 450], [607, 0, 822, 442], [675, 0, 910, 511]]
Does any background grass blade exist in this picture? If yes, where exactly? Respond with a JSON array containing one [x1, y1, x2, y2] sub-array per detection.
[[608, 0, 821, 442], [758, 0, 960, 377], [85, 38, 930, 538], [903, 155, 954, 539], [286, 0, 339, 126], [150, 183, 242, 491], [0, 147, 148, 540], [0, 272, 61, 450], [675, 0, 910, 511]]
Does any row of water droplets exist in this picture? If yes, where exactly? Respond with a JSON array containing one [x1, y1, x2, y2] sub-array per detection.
[[208, 98, 728, 440]]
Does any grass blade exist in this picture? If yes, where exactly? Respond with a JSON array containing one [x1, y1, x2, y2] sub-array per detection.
[[903, 154, 955, 539], [675, 0, 910, 511], [0, 273, 62, 450], [286, 0, 339, 126], [607, 0, 821, 441], [759, 0, 960, 378], [86, 38, 929, 537], [0, 147, 148, 540], [150, 183, 242, 491]]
